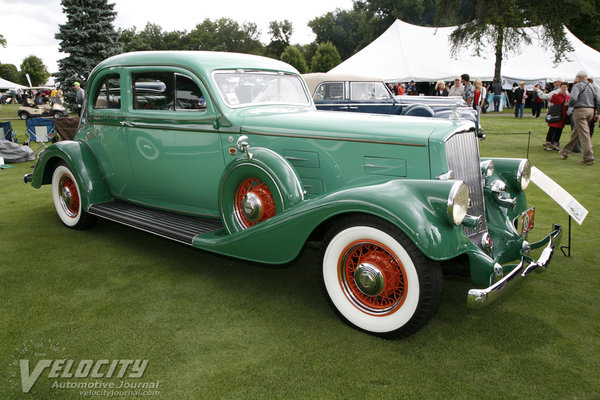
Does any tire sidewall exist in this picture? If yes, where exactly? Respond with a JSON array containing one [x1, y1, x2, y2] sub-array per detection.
[[322, 225, 421, 334], [51, 164, 82, 227]]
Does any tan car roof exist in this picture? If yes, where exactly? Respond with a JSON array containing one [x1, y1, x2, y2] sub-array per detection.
[[302, 73, 385, 96]]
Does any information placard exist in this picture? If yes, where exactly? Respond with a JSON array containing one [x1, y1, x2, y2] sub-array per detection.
[[530, 166, 588, 225]]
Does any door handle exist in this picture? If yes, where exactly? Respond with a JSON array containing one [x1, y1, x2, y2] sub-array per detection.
[[120, 121, 135, 127]]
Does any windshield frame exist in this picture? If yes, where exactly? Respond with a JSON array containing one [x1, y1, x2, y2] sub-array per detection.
[[212, 69, 311, 109]]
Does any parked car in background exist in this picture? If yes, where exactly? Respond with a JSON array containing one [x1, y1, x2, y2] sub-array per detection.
[[303, 73, 482, 134], [26, 51, 560, 338]]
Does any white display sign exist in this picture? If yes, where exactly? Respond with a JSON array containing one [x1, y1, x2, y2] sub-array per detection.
[[530, 166, 588, 225]]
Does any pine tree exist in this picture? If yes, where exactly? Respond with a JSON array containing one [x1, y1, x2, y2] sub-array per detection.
[[54, 0, 121, 107]]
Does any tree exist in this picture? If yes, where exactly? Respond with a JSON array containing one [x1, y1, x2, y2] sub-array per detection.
[[566, 0, 600, 51], [352, 0, 439, 45], [187, 18, 263, 54], [280, 46, 308, 73], [435, 0, 589, 82], [308, 8, 367, 60], [55, 0, 122, 106], [0, 34, 6, 47], [265, 20, 293, 59], [0, 63, 20, 83], [20, 56, 49, 86], [310, 42, 342, 72]]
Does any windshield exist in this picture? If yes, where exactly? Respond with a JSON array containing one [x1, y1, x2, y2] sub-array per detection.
[[213, 70, 310, 108]]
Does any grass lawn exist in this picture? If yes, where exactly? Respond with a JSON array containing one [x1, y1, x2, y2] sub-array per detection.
[[1, 110, 599, 399]]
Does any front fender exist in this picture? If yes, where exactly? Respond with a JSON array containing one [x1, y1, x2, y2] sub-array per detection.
[[195, 179, 471, 264], [30, 141, 112, 210]]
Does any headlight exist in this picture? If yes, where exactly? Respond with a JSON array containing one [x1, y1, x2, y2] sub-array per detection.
[[480, 160, 494, 178], [447, 181, 469, 225], [517, 159, 531, 191]]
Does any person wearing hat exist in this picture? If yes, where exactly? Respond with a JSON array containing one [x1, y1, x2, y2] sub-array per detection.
[[448, 77, 464, 97], [74, 81, 85, 116], [559, 70, 599, 165]]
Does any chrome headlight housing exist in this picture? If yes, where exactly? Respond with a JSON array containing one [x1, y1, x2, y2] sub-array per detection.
[[447, 181, 469, 225], [517, 159, 531, 191]]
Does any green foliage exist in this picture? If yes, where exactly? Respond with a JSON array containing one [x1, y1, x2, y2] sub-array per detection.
[[308, 8, 367, 60], [565, 0, 600, 51], [280, 45, 308, 74], [264, 20, 293, 59], [54, 0, 121, 107], [435, 0, 590, 81], [186, 18, 263, 54], [118, 23, 188, 52], [19, 55, 49, 86], [0, 34, 6, 47], [0, 63, 20, 83], [310, 42, 342, 72]]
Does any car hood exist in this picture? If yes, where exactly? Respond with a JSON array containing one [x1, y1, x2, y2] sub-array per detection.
[[234, 106, 472, 145]]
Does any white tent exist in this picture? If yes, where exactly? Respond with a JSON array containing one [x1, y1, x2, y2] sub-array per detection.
[[0, 77, 26, 90], [329, 19, 600, 85]]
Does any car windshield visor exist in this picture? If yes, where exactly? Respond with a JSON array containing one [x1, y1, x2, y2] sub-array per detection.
[[213, 70, 310, 108]]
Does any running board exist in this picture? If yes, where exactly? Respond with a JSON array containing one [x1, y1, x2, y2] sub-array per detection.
[[88, 201, 223, 245]]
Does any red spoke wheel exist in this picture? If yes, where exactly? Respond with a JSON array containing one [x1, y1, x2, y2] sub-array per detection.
[[321, 215, 442, 338], [51, 162, 96, 229], [234, 177, 276, 229]]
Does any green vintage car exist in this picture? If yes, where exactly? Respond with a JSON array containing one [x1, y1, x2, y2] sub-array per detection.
[[25, 51, 561, 338]]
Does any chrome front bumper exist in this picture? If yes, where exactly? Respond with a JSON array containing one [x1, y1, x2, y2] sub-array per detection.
[[467, 224, 562, 307]]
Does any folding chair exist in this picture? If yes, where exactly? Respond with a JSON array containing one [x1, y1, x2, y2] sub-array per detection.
[[25, 117, 56, 158], [1, 121, 18, 143]]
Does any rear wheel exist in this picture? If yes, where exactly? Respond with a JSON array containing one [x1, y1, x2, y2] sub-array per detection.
[[18, 111, 29, 120], [51, 162, 96, 229], [321, 215, 442, 338], [53, 111, 63, 119]]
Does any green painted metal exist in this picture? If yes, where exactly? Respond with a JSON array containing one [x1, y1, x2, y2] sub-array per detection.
[[28, 51, 544, 290], [30, 141, 112, 210]]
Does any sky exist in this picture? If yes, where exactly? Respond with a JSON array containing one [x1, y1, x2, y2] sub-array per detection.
[[0, 0, 354, 74]]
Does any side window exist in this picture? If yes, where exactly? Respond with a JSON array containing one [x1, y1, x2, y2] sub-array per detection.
[[133, 72, 174, 110], [175, 74, 206, 110], [93, 74, 121, 109], [314, 82, 344, 101], [350, 82, 391, 100]]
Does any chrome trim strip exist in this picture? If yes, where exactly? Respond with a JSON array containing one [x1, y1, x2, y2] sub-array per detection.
[[467, 224, 562, 308]]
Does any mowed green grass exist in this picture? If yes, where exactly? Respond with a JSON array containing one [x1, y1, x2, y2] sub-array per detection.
[[1, 109, 599, 399]]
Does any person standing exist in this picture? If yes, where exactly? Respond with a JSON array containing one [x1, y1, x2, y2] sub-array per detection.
[[530, 84, 544, 118], [433, 80, 448, 96], [513, 82, 526, 118], [543, 82, 570, 151], [559, 71, 599, 165], [406, 80, 418, 95], [74, 81, 85, 116], [461, 74, 474, 107], [491, 79, 503, 111], [473, 78, 486, 131], [448, 77, 464, 97]]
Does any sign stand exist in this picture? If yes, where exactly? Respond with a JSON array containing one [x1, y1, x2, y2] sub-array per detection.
[[560, 216, 572, 257]]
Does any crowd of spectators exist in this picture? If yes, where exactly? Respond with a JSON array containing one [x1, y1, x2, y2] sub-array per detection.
[[387, 71, 599, 165]]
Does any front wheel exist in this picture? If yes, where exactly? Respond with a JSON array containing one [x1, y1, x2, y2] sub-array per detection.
[[321, 215, 442, 338], [18, 111, 29, 120], [51, 162, 97, 229]]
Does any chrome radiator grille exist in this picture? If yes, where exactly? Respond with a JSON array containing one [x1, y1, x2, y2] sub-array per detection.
[[445, 130, 487, 238]]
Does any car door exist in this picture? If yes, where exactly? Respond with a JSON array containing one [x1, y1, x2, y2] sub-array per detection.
[[123, 67, 225, 217], [311, 81, 349, 111], [347, 81, 400, 114]]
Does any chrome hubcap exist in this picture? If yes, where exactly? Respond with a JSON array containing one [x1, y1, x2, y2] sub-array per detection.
[[61, 186, 72, 207], [353, 263, 385, 296], [241, 192, 262, 221]]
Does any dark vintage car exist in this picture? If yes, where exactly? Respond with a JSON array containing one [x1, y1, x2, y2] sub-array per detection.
[[26, 51, 561, 338], [303, 73, 479, 126]]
